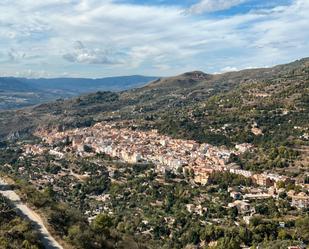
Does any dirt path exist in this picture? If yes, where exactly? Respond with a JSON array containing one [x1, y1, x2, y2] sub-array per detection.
[[0, 178, 63, 249]]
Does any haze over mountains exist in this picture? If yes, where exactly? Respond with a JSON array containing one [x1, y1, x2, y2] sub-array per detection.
[[0, 75, 157, 110]]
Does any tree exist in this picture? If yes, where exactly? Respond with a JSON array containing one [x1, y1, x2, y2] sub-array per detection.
[[67, 225, 97, 249], [277, 229, 288, 240], [92, 213, 113, 234], [295, 216, 309, 242], [83, 145, 93, 153], [216, 236, 241, 249]]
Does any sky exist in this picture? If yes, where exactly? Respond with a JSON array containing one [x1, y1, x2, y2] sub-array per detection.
[[0, 0, 308, 78]]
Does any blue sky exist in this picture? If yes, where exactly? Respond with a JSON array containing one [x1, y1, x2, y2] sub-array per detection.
[[0, 0, 308, 78]]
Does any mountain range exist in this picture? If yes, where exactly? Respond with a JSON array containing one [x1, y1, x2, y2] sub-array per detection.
[[0, 75, 157, 110]]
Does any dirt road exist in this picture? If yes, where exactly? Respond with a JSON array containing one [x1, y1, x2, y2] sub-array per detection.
[[0, 178, 63, 249]]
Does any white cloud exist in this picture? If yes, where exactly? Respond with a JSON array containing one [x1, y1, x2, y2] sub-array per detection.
[[219, 66, 238, 73], [63, 41, 122, 64], [188, 0, 247, 14], [0, 0, 308, 77], [7, 48, 26, 62], [0, 69, 53, 78]]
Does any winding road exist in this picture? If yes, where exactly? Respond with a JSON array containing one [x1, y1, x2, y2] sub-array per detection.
[[0, 178, 63, 249]]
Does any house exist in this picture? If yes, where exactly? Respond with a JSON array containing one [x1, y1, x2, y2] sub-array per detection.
[[235, 143, 253, 153], [228, 200, 251, 214], [291, 192, 309, 209], [229, 168, 253, 178], [243, 193, 272, 200], [193, 167, 214, 185], [279, 222, 285, 228], [252, 174, 274, 187]]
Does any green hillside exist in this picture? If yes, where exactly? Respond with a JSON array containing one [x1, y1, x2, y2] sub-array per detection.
[[0, 58, 308, 172]]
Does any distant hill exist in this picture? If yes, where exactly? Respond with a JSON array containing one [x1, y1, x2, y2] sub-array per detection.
[[0, 58, 308, 169], [23, 75, 158, 92], [0, 77, 36, 92], [0, 75, 157, 110]]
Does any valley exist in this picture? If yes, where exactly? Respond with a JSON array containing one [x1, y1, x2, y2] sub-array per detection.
[[1, 0, 309, 248], [0, 76, 157, 110], [0, 58, 308, 249]]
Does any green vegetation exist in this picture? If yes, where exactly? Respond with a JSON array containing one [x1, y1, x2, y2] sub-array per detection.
[[1, 57, 308, 173], [0, 141, 308, 248], [207, 172, 253, 189], [0, 195, 43, 249], [12, 180, 148, 249], [0, 58, 308, 248]]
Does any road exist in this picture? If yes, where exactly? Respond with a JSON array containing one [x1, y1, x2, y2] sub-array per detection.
[[0, 178, 63, 249]]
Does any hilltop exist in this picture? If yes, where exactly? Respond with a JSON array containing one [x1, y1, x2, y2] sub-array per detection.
[[143, 71, 212, 89]]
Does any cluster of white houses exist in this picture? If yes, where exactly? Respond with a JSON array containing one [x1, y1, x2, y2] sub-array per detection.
[[29, 121, 309, 209]]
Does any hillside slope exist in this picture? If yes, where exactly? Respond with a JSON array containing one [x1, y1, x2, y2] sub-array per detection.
[[0, 58, 308, 151]]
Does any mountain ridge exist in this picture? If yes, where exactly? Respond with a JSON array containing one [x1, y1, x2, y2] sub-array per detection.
[[0, 75, 157, 110], [0, 57, 308, 146]]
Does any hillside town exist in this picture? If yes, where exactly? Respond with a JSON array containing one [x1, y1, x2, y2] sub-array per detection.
[[23, 121, 308, 212]]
